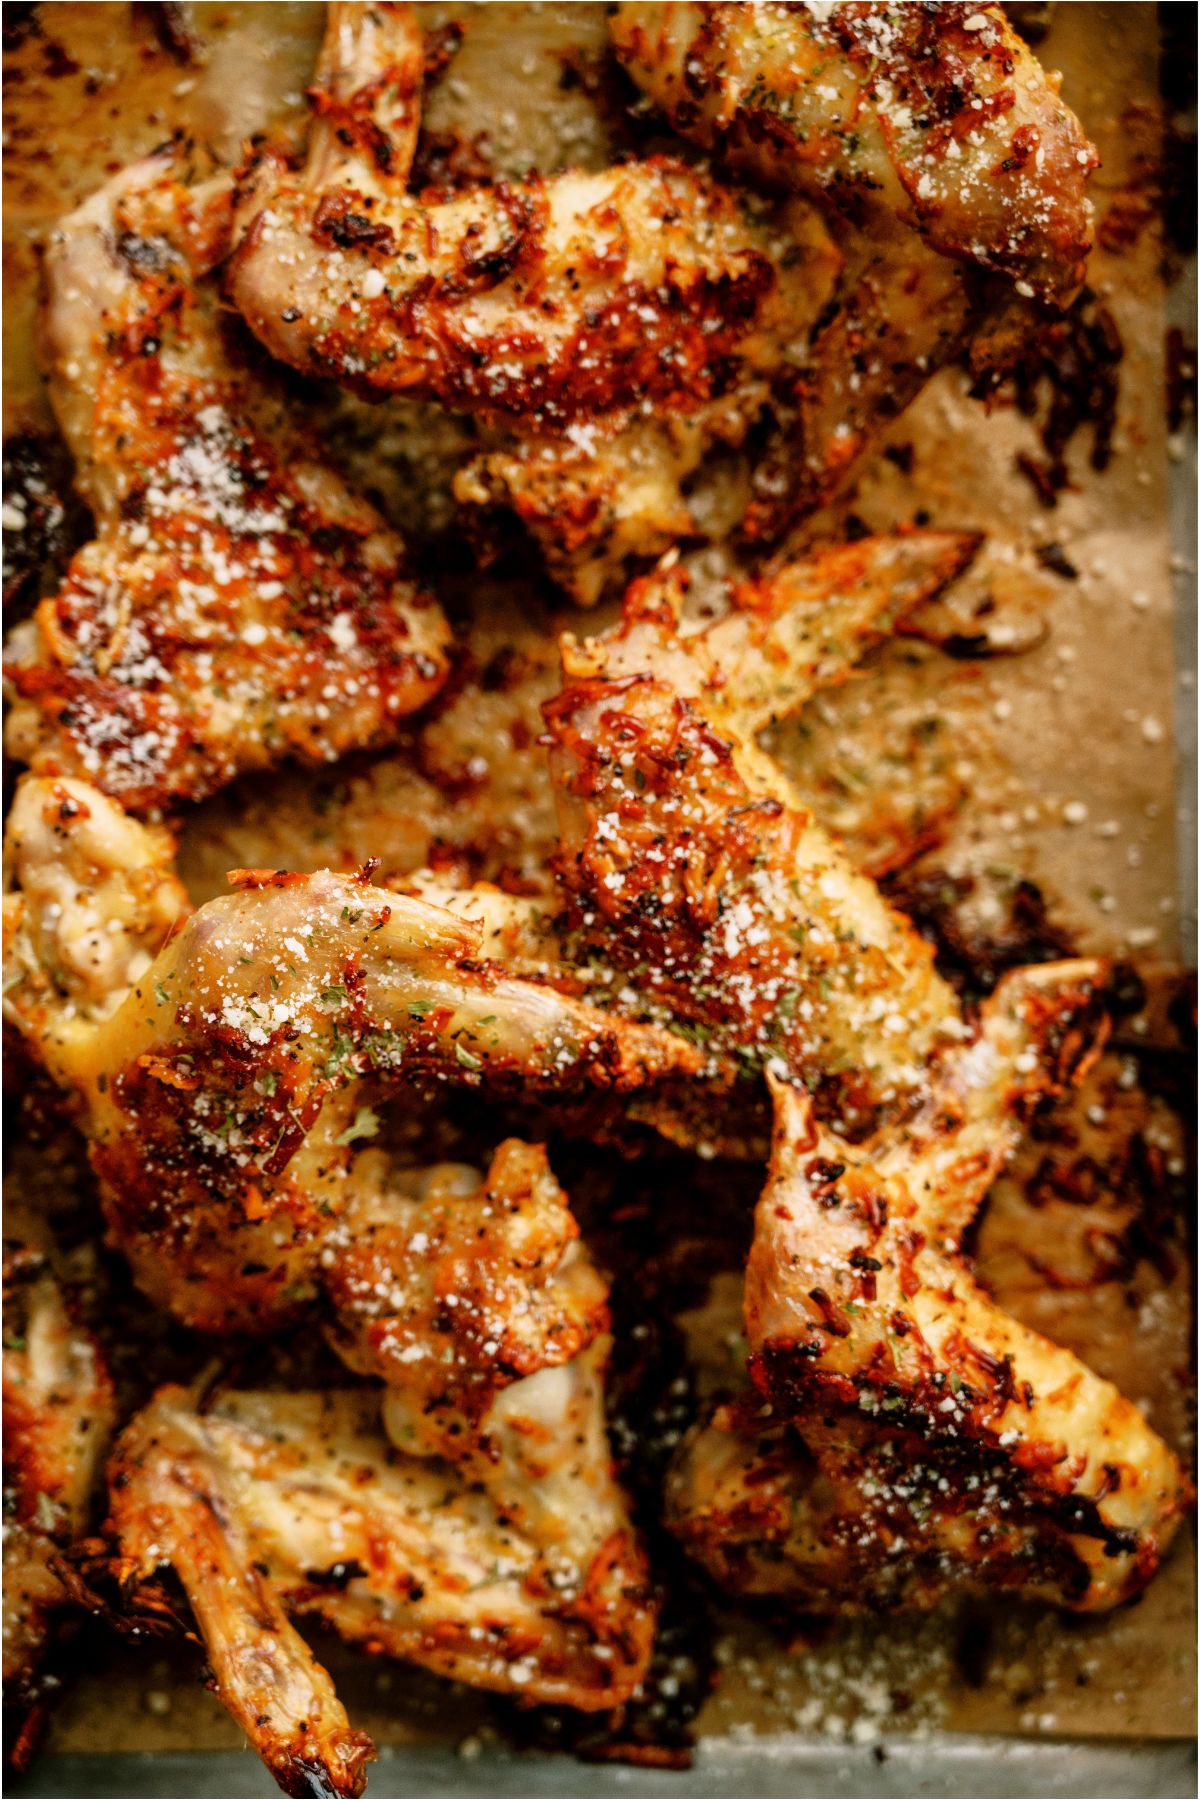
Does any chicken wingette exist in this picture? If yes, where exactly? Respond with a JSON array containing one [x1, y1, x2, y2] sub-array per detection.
[[73, 1142, 654, 1792], [544, 533, 983, 1135], [611, 2, 1098, 526], [669, 979, 1187, 1615], [740, 969, 1185, 1611]]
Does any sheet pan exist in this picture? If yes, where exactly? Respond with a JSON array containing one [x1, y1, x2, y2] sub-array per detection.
[[3, 3, 1195, 1796]]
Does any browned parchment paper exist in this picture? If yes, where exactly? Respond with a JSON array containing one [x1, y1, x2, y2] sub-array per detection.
[[3, 0, 1193, 1765]]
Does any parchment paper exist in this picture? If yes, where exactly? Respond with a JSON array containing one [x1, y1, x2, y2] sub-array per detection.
[[3, 0, 1193, 1766]]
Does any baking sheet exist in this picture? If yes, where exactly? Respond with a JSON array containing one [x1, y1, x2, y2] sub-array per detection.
[[9, 1736, 1198, 1800], [3, 3, 1195, 1794]]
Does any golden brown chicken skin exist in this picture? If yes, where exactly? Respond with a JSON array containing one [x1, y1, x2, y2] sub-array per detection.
[[611, 2, 1098, 528], [4, 150, 450, 813], [326, 1142, 609, 1445], [325, 1147, 653, 1681], [666, 1387, 1170, 1616], [79, 1149, 654, 1796], [234, 149, 815, 427], [84, 1381, 653, 1797], [4, 839, 699, 1340], [735, 965, 1186, 1614], [610, 2, 1097, 301], [542, 536, 1188, 1616], [229, 2, 826, 428], [669, 978, 1188, 1618], [544, 533, 979, 1135], [3, 775, 190, 1086]]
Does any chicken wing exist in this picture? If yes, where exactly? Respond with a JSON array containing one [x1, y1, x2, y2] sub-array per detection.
[[544, 532, 979, 1135], [3, 775, 189, 1084], [611, 3, 1095, 300], [3, 1225, 116, 1696], [5, 819, 668, 1743], [543, 535, 1186, 1613], [230, 4, 821, 426], [611, 2, 1098, 526], [327, 1143, 608, 1456], [5, 823, 698, 1338], [395, 530, 979, 1148], [665, 1399, 851, 1608], [227, 1, 840, 601], [4, 148, 450, 812], [323, 1143, 648, 1640], [452, 399, 760, 609], [81, 1380, 653, 1797], [735, 964, 1186, 1612]]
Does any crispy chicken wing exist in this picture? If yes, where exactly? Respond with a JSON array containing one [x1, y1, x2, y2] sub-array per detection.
[[544, 532, 979, 1134], [327, 1144, 608, 1453], [230, 5, 821, 426], [85, 1380, 652, 1796], [79, 1138, 653, 1791], [733, 964, 1186, 1612], [666, 1400, 855, 1608], [385, 531, 978, 1147], [5, 835, 698, 1338], [611, 3, 1095, 300], [323, 1144, 647, 1634], [452, 399, 763, 609], [5, 803, 666, 1747], [543, 536, 1185, 1613], [4, 150, 450, 811], [233, 147, 810, 428], [227, 1, 839, 601], [83, 1388, 375, 1798], [3, 1225, 115, 1694], [611, 2, 1097, 526]]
